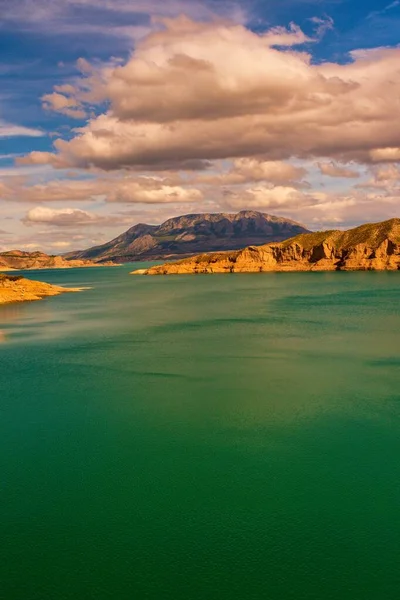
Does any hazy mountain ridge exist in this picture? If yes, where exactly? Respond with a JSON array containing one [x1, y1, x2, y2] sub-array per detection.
[[134, 218, 400, 275], [66, 211, 310, 263], [0, 250, 115, 271]]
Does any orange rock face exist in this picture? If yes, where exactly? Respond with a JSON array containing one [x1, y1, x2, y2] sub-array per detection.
[[132, 218, 400, 275], [0, 274, 83, 305]]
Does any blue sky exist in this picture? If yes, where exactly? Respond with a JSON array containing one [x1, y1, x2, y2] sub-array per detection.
[[1, 0, 400, 251]]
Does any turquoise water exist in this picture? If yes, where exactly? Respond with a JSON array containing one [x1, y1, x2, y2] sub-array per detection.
[[1, 265, 400, 599]]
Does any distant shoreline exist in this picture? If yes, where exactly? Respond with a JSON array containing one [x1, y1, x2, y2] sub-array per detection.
[[0, 263, 118, 272], [0, 250, 119, 272]]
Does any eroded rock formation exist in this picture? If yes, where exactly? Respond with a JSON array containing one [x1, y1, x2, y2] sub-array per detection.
[[132, 218, 400, 275]]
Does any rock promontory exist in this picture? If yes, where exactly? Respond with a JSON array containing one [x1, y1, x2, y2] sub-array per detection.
[[132, 218, 400, 275], [0, 274, 83, 305]]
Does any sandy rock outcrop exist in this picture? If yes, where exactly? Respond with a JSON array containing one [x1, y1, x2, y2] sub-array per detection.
[[0, 274, 84, 305], [132, 218, 400, 275]]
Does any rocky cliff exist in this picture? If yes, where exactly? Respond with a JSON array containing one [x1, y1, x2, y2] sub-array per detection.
[[0, 274, 83, 304], [66, 211, 309, 263], [0, 250, 115, 271], [133, 218, 400, 275]]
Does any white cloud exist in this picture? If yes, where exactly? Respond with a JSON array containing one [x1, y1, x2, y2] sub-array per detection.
[[20, 19, 400, 172], [42, 92, 87, 120], [1, 0, 248, 36], [24, 206, 106, 227], [223, 186, 316, 210], [1, 174, 203, 205], [231, 159, 308, 185], [195, 158, 308, 186], [3, 14, 400, 240], [107, 182, 203, 203], [369, 148, 400, 162], [373, 164, 400, 181], [0, 120, 44, 138], [49, 241, 73, 249], [317, 161, 360, 178]]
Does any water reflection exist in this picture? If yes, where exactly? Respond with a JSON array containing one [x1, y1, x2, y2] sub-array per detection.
[[0, 299, 58, 344], [0, 303, 24, 323]]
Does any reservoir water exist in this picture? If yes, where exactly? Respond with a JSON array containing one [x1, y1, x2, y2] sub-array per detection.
[[1, 265, 400, 599]]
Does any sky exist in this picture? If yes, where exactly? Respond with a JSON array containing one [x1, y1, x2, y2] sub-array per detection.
[[1, 0, 400, 252]]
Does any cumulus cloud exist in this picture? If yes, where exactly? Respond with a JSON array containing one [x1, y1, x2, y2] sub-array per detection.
[[42, 92, 87, 120], [318, 161, 360, 178], [5, 15, 400, 235], [231, 159, 307, 185], [223, 186, 317, 210], [305, 191, 400, 229], [107, 182, 203, 203], [19, 18, 400, 172], [44, 17, 325, 126], [369, 148, 400, 162], [373, 164, 400, 182], [24, 206, 107, 227], [356, 163, 400, 192], [196, 158, 308, 186], [1, 174, 203, 205]]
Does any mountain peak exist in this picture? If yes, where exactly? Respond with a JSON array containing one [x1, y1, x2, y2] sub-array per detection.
[[66, 210, 310, 263]]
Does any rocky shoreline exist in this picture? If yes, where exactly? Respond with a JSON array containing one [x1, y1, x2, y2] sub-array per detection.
[[0, 274, 84, 305], [132, 218, 400, 275]]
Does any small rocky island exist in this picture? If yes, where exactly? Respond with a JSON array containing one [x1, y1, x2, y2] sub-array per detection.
[[132, 218, 400, 275], [0, 274, 83, 305]]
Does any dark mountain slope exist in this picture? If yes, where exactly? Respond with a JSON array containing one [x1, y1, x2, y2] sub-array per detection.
[[66, 210, 310, 263]]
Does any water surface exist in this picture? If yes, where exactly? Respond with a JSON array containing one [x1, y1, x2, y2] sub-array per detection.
[[1, 266, 400, 599]]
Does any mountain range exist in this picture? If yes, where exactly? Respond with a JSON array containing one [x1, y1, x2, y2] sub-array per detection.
[[66, 211, 310, 263], [133, 218, 400, 275]]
